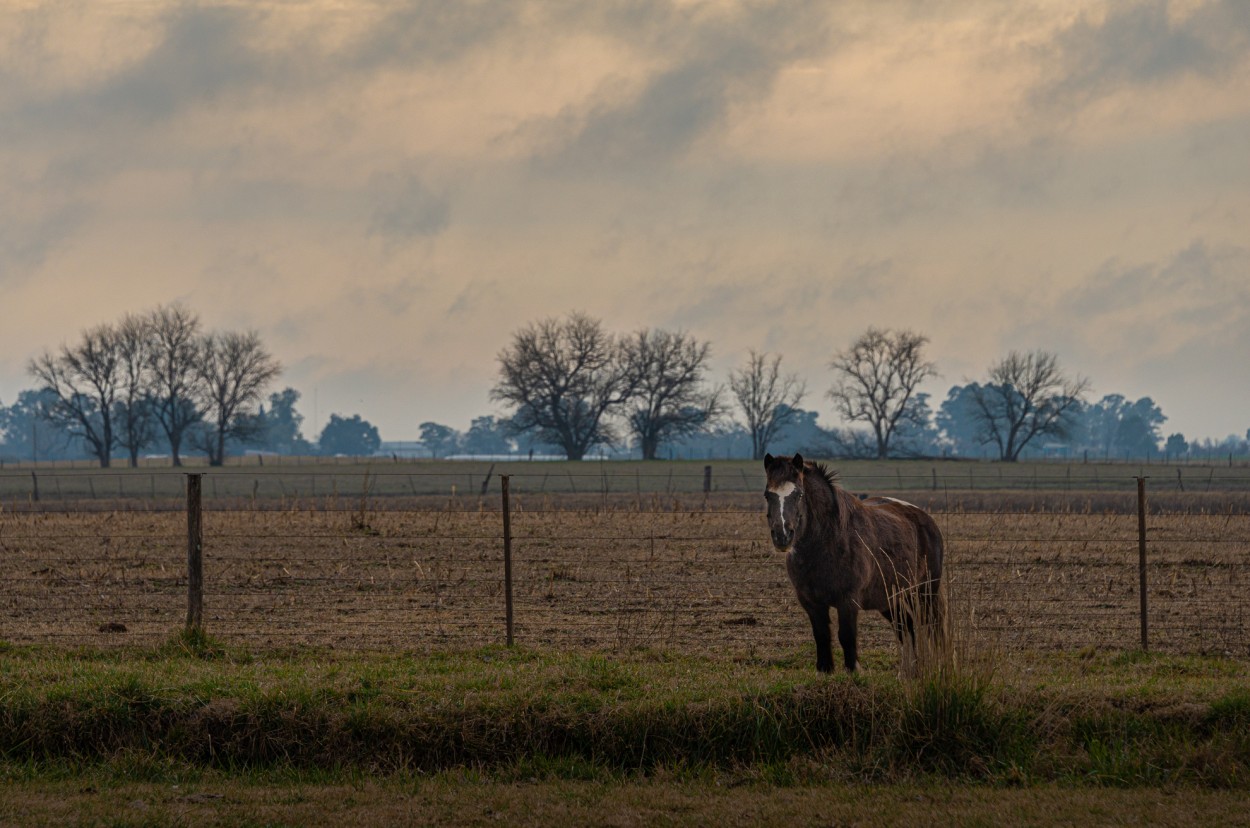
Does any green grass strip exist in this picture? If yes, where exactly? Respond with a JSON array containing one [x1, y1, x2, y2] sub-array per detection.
[[1, 639, 1246, 787]]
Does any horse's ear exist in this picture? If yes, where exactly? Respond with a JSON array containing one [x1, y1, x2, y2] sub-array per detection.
[[791, 452, 805, 470], [763, 453, 774, 468]]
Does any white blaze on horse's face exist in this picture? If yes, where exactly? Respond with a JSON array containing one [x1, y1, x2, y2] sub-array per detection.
[[766, 481, 799, 552]]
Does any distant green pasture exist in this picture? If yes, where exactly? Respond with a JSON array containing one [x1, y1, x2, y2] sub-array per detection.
[[1, 456, 1248, 506]]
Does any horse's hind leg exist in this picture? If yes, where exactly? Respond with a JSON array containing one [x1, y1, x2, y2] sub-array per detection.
[[836, 606, 859, 672], [923, 578, 946, 650], [884, 609, 916, 647], [800, 599, 834, 673], [921, 521, 947, 654], [900, 613, 918, 677], [882, 605, 917, 677]]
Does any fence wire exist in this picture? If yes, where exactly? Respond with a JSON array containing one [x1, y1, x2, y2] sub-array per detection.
[[2, 499, 1247, 658]]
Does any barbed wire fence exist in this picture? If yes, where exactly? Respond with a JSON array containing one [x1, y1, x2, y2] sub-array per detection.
[[1, 470, 1247, 659]]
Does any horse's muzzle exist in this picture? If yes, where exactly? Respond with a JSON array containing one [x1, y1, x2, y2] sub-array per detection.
[[770, 528, 794, 551]]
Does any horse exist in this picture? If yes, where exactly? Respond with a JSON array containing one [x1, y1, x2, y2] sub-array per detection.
[[763, 452, 945, 673]]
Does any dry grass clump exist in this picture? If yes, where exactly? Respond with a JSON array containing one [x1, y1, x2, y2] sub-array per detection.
[[879, 574, 1034, 779]]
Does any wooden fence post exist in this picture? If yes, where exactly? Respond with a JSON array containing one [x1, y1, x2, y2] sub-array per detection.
[[186, 473, 204, 630], [703, 465, 712, 494], [1136, 476, 1148, 652], [502, 475, 514, 647]]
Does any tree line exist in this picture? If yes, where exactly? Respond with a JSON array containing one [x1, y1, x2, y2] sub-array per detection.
[[5, 309, 1249, 466], [483, 314, 1083, 462], [479, 313, 1247, 463], [8, 305, 280, 467], [0, 304, 388, 467]]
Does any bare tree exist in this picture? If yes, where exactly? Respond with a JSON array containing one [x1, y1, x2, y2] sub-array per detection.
[[28, 324, 122, 467], [622, 329, 724, 460], [729, 350, 806, 461], [193, 330, 282, 466], [492, 313, 640, 461], [114, 313, 158, 467], [824, 426, 878, 459], [146, 304, 204, 466], [828, 328, 938, 459], [968, 350, 1089, 462]]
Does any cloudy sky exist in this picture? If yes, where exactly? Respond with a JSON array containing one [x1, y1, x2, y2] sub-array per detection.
[[2, 0, 1248, 443]]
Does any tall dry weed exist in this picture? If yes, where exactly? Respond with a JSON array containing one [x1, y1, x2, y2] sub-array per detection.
[[888, 569, 1037, 778]]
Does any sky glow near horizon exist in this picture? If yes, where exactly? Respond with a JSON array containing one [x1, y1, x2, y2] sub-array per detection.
[[2, 1, 1249, 444]]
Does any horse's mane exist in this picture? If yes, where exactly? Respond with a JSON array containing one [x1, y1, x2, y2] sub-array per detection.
[[804, 460, 853, 536], [809, 461, 839, 492]]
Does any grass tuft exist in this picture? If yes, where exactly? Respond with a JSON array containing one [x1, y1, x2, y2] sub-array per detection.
[[886, 567, 1043, 779], [157, 627, 230, 661]]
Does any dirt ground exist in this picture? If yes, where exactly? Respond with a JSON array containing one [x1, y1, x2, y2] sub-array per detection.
[[4, 778, 1250, 828], [1, 499, 1246, 657]]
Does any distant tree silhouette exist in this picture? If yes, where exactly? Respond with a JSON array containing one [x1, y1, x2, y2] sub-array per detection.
[[28, 324, 122, 467], [967, 350, 1088, 462], [828, 328, 938, 459], [622, 328, 723, 460], [729, 350, 806, 461], [492, 313, 640, 461], [146, 304, 205, 467], [419, 422, 461, 458], [113, 313, 158, 467], [319, 413, 381, 456], [0, 389, 77, 462], [462, 416, 512, 455], [192, 331, 281, 466], [256, 388, 313, 455]]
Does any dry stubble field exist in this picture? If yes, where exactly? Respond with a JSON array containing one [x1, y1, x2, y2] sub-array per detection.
[[3, 494, 1247, 658]]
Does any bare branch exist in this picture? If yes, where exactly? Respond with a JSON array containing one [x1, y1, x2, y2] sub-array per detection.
[[27, 324, 122, 467], [828, 327, 938, 459], [491, 313, 639, 460], [146, 303, 204, 466], [114, 313, 157, 467], [193, 330, 282, 466], [729, 350, 806, 461], [622, 328, 723, 460], [969, 349, 1089, 461]]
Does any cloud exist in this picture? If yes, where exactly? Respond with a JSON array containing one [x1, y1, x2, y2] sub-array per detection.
[[1035, 0, 1250, 108], [11, 6, 270, 134], [342, 0, 521, 73], [1052, 240, 1250, 366], [446, 278, 503, 318], [0, 201, 90, 284], [530, 1, 833, 173], [1066, 240, 1248, 315], [829, 257, 900, 305], [367, 172, 451, 243]]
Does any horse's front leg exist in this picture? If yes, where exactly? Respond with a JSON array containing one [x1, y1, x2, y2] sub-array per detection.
[[800, 599, 834, 673], [836, 606, 860, 672]]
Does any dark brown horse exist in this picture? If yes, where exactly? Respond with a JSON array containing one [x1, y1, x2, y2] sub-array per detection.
[[763, 453, 944, 673]]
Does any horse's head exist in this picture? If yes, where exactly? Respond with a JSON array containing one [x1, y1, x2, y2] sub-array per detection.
[[763, 452, 808, 552]]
